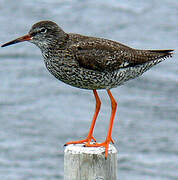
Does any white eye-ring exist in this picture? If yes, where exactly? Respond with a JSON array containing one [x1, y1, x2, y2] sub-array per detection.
[[40, 28, 47, 33]]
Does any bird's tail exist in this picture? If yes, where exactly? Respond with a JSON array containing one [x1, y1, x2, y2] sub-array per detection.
[[134, 49, 174, 64], [147, 49, 174, 58]]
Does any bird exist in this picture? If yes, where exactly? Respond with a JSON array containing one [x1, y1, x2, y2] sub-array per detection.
[[1, 20, 174, 158]]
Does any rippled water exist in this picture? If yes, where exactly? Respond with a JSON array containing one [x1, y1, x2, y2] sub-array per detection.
[[0, 0, 177, 180]]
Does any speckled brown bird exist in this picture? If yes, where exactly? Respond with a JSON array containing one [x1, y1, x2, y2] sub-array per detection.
[[1, 21, 174, 158]]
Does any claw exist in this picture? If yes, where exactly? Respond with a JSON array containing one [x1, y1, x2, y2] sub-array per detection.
[[91, 136, 96, 142]]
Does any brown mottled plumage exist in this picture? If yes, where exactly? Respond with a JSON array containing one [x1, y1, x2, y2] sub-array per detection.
[[1, 21, 174, 158]]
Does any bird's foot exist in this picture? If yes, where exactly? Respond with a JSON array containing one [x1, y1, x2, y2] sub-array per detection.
[[84, 137, 115, 158], [64, 135, 96, 146]]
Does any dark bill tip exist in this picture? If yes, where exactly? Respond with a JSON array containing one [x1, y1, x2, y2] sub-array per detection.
[[1, 34, 32, 48]]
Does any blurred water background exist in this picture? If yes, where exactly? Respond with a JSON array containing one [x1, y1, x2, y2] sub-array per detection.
[[0, 0, 177, 180]]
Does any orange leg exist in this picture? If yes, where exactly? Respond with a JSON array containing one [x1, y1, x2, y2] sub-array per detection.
[[85, 90, 117, 158], [65, 90, 101, 146]]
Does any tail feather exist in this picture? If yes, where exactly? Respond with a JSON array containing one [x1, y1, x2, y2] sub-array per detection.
[[149, 49, 174, 53], [148, 49, 174, 56], [147, 49, 174, 61]]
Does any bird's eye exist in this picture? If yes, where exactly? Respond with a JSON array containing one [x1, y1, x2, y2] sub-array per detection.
[[40, 28, 47, 33]]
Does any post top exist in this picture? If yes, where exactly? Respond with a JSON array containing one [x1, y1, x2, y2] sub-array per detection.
[[64, 143, 117, 155]]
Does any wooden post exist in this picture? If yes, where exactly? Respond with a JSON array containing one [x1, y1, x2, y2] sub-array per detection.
[[64, 144, 117, 180]]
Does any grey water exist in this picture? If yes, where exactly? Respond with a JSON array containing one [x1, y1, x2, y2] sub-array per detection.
[[0, 0, 177, 180]]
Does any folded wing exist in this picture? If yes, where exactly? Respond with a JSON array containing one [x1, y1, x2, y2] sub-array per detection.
[[69, 37, 173, 72]]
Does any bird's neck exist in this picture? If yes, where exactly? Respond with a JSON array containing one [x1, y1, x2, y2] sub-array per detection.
[[40, 36, 69, 60]]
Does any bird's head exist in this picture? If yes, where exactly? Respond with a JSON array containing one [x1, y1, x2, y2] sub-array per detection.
[[1, 21, 68, 50]]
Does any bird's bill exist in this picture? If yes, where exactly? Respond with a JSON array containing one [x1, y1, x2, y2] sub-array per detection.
[[1, 34, 32, 47]]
